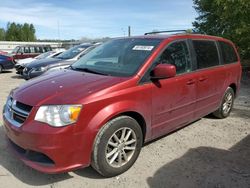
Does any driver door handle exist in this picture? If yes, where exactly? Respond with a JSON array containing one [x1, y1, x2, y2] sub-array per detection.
[[186, 79, 195, 85]]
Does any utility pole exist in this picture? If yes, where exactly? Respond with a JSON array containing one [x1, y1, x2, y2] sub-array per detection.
[[128, 26, 131, 37], [57, 20, 60, 41]]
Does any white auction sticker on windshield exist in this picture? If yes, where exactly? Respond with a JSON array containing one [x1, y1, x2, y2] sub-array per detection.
[[132, 45, 154, 51]]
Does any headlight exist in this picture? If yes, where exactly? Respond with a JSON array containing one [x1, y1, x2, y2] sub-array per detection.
[[35, 105, 82, 127], [32, 66, 48, 72]]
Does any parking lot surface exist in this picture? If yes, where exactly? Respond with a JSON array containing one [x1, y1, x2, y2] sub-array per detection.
[[0, 70, 249, 188]]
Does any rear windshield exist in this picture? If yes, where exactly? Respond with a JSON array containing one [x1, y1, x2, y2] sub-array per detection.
[[72, 38, 162, 77]]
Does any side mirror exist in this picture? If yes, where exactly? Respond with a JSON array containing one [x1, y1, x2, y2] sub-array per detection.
[[151, 64, 176, 80]]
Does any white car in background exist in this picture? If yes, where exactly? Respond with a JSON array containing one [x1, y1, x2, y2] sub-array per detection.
[[15, 48, 66, 74]]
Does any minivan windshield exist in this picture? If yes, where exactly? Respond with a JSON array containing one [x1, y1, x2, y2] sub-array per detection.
[[71, 38, 162, 77], [56, 45, 91, 60]]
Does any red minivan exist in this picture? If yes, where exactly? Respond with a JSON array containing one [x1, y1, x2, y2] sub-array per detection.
[[11, 45, 52, 61], [3, 32, 242, 177]]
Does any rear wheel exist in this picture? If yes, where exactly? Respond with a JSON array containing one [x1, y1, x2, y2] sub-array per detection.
[[91, 116, 143, 177], [0, 65, 3, 73], [213, 87, 235, 118]]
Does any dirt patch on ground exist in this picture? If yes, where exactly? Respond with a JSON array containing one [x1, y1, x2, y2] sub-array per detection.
[[0, 71, 249, 188]]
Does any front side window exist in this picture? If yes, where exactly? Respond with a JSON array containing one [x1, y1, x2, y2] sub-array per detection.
[[193, 40, 219, 69], [19, 47, 24, 53], [219, 41, 238, 64], [156, 41, 191, 74], [72, 38, 162, 77]]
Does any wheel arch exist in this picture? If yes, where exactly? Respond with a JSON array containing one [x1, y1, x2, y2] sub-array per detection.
[[229, 83, 237, 96], [86, 100, 151, 145], [118, 111, 147, 143]]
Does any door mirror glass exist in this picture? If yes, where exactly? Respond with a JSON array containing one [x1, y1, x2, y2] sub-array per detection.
[[151, 64, 176, 79]]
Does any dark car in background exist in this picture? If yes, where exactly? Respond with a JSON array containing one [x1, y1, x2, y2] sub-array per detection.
[[15, 49, 65, 75], [0, 54, 15, 73], [22, 43, 98, 79], [10, 45, 52, 61]]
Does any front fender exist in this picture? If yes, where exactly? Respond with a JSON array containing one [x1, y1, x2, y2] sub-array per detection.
[[86, 100, 151, 140]]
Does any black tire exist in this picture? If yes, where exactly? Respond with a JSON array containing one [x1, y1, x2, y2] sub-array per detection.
[[213, 87, 235, 118], [0, 65, 3, 73], [91, 116, 143, 177]]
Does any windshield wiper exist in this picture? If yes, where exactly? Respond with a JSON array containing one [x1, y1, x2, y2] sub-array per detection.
[[71, 67, 109, 76]]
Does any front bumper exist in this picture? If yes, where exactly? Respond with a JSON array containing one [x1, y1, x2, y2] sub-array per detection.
[[22, 69, 43, 80], [3, 110, 94, 173], [15, 64, 25, 74]]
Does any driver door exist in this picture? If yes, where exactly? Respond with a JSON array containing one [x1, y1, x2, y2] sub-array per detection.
[[151, 40, 196, 138]]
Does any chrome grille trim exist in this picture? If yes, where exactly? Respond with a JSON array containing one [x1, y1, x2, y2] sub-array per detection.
[[3, 96, 32, 127]]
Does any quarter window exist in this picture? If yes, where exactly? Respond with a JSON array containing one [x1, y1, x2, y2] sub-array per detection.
[[219, 41, 238, 64], [157, 41, 191, 74], [193, 40, 219, 69]]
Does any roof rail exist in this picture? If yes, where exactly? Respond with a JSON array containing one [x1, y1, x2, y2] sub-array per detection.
[[144, 30, 188, 35]]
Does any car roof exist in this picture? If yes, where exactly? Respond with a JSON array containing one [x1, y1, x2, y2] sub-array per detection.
[[117, 33, 232, 44], [16, 45, 51, 47], [132, 33, 223, 40]]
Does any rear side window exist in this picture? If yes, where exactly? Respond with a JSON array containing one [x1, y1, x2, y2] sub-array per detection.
[[24, 47, 30, 53], [157, 41, 191, 74], [40, 47, 45, 53], [219, 41, 238, 64], [34, 47, 40, 53], [30, 47, 35, 53], [193, 40, 219, 69]]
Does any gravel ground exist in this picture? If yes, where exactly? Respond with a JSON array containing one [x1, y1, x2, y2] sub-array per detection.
[[0, 70, 249, 188]]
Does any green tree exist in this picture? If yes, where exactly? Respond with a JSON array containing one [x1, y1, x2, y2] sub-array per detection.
[[5, 22, 16, 41], [16, 23, 24, 41], [22, 23, 30, 41], [5, 22, 36, 41], [0, 28, 5, 40], [193, 0, 250, 59], [29, 23, 36, 41]]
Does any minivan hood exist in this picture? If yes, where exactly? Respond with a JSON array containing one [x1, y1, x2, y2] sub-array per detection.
[[13, 69, 128, 106]]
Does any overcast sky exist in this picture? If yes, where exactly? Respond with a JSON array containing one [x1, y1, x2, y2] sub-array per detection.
[[0, 0, 197, 40]]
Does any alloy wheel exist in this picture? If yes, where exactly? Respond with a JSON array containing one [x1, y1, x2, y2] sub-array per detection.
[[105, 127, 137, 168], [222, 92, 233, 115]]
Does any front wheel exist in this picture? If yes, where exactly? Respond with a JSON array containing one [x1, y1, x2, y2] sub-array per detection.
[[213, 87, 235, 118], [0, 65, 3, 73], [91, 116, 143, 177]]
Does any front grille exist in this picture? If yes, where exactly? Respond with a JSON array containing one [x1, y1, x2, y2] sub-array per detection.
[[16, 101, 32, 112], [13, 113, 26, 123], [4, 96, 32, 127]]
